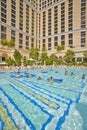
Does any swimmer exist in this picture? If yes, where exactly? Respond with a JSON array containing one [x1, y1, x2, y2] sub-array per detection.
[[50, 76, 54, 83]]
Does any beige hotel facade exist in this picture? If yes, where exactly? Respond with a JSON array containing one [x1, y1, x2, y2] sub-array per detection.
[[0, 0, 87, 62]]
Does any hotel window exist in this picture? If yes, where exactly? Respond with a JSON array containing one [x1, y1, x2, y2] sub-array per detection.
[[1, 26, 6, 33], [68, 33, 73, 48], [11, 30, 15, 42], [19, 33, 23, 48], [61, 35, 65, 46], [19, 0, 23, 30], [54, 6, 58, 34], [48, 9, 52, 35], [43, 44, 46, 48], [11, 0, 16, 27], [48, 38, 51, 50], [43, 12, 46, 37], [54, 36, 58, 48], [26, 5, 29, 33], [43, 39, 46, 43], [1, 0, 7, 23], [61, 2, 65, 32], [31, 38, 34, 48], [26, 36, 29, 49], [81, 31, 86, 47], [1, 26, 6, 39], [81, 0, 86, 28], [68, 0, 73, 31], [39, 14, 41, 37], [32, 10, 35, 36], [1, 34, 6, 39]]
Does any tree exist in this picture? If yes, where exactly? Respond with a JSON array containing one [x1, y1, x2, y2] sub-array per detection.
[[64, 49, 75, 63], [6, 57, 15, 66], [29, 48, 39, 60], [8, 39, 15, 47], [57, 45, 64, 52], [49, 54, 58, 64], [1, 39, 8, 46], [40, 52, 48, 65], [13, 49, 22, 65], [42, 47, 47, 52], [83, 51, 87, 62], [1, 39, 15, 47]]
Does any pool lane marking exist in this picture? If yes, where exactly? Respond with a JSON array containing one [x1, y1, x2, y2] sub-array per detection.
[[9, 75, 81, 104], [10, 83, 59, 110], [0, 85, 54, 130], [22, 79, 82, 103], [56, 100, 72, 130], [0, 84, 54, 130], [0, 90, 17, 129], [10, 78, 75, 130], [3, 75, 83, 104], [10, 76, 71, 105], [2, 76, 60, 110], [9, 84, 72, 130], [0, 87, 35, 130], [0, 116, 5, 130], [11, 77, 71, 104], [22, 80, 71, 105]]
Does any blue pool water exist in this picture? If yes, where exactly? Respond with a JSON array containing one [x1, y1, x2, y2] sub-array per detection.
[[0, 67, 87, 130]]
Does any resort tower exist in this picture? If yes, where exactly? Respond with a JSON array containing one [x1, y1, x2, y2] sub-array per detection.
[[0, 0, 87, 61]]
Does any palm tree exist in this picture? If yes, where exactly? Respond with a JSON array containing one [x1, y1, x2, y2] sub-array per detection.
[[40, 51, 48, 65], [83, 51, 87, 62], [1, 39, 8, 46], [64, 49, 75, 63], [29, 48, 39, 60], [57, 45, 64, 52], [13, 49, 22, 65], [49, 54, 58, 64], [8, 39, 15, 47], [1, 39, 15, 48]]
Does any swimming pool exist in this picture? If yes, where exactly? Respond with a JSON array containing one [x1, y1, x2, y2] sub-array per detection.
[[0, 67, 87, 130]]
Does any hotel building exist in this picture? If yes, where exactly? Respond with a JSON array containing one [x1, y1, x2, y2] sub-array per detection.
[[0, 0, 87, 62]]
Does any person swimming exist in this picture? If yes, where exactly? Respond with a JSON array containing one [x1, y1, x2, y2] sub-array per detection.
[[82, 74, 85, 80], [64, 71, 68, 75], [37, 76, 41, 80], [50, 76, 54, 83]]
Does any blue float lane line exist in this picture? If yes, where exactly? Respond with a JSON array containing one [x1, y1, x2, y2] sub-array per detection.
[[1, 84, 54, 130], [56, 100, 73, 130]]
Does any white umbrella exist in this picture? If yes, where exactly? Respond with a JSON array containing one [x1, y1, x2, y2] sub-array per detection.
[[28, 58, 34, 61]]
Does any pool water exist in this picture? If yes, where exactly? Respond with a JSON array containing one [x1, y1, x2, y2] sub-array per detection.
[[0, 67, 87, 130]]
